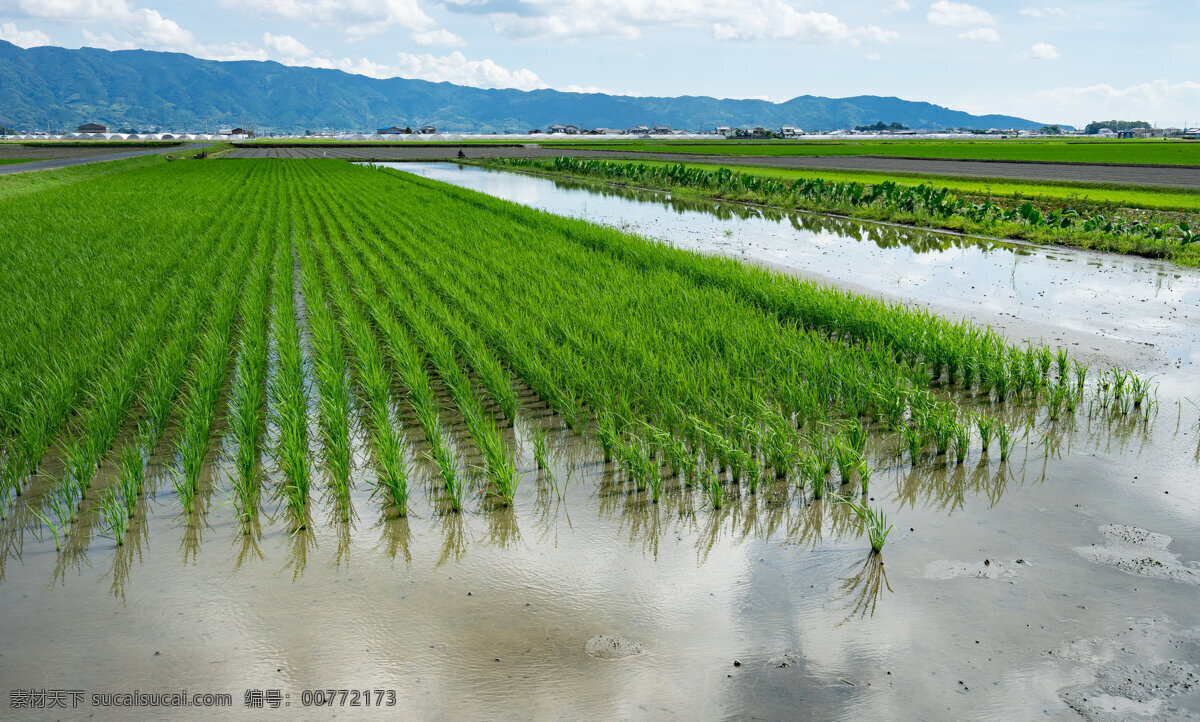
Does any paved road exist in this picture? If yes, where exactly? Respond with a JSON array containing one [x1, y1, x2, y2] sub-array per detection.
[[0, 143, 213, 176], [226, 145, 1200, 188]]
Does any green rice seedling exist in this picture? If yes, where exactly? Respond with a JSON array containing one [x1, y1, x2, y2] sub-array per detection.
[[844, 419, 868, 455], [841, 497, 894, 553], [857, 457, 872, 496], [976, 415, 994, 454], [701, 467, 723, 510], [117, 444, 144, 518], [930, 416, 954, 456], [900, 424, 925, 465], [97, 488, 129, 546], [171, 467, 195, 516], [33, 483, 73, 551], [834, 438, 860, 486], [430, 442, 465, 512], [953, 421, 970, 464], [1055, 347, 1070, 381], [800, 454, 825, 499], [1073, 360, 1089, 392], [996, 422, 1016, 462], [531, 426, 551, 470]]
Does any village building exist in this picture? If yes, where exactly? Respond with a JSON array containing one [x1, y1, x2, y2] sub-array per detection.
[[76, 123, 107, 133]]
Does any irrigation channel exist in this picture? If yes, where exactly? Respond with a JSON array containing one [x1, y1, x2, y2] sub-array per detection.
[[0, 159, 1197, 720]]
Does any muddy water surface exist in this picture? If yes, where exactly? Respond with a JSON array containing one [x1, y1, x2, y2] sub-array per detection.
[[1, 162, 1199, 720]]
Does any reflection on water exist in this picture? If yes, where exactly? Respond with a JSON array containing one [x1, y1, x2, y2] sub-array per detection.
[[537, 172, 1011, 256], [835, 554, 892, 625]]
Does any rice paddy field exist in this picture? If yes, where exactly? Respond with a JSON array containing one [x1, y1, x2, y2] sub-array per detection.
[[1, 156, 1198, 719], [544, 138, 1200, 165]]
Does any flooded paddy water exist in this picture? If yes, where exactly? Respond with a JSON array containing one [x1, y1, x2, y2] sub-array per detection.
[[2, 161, 1199, 719]]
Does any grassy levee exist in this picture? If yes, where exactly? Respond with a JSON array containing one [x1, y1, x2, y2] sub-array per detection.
[[478, 158, 1200, 265], [539, 139, 1200, 165]]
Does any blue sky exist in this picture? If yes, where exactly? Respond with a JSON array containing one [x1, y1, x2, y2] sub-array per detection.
[[1, 0, 1196, 127]]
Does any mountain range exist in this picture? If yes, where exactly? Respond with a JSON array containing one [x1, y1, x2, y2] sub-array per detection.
[[0, 40, 1050, 134]]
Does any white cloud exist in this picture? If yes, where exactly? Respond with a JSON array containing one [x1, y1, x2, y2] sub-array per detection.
[[474, 0, 893, 44], [9, 0, 129, 21], [866, 52, 881, 60], [927, 1, 995, 26], [957, 27, 999, 42], [394, 51, 547, 90], [1007, 80, 1200, 127], [411, 28, 465, 46], [1024, 41, 1058, 59], [883, 0, 911, 12], [228, 0, 435, 35], [1019, 6, 1077, 20], [0, 21, 50, 46], [262, 32, 312, 58], [713, 7, 851, 42]]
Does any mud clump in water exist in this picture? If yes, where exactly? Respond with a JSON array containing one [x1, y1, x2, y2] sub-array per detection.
[[767, 654, 800, 668], [585, 635, 646, 660], [1075, 524, 1200, 585]]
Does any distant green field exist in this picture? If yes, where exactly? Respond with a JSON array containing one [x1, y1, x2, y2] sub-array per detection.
[[542, 139, 1200, 165], [0, 159, 36, 166], [640, 160, 1200, 212]]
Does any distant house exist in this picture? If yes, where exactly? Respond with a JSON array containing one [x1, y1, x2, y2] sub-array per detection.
[[651, 125, 671, 134], [780, 126, 798, 137], [1095, 128, 1116, 137], [77, 123, 107, 133], [715, 126, 731, 136], [628, 125, 650, 135], [377, 126, 406, 134], [547, 124, 568, 134], [527, 128, 543, 134], [564, 124, 580, 134], [417, 125, 436, 134]]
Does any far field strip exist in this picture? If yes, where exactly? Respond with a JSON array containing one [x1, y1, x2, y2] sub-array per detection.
[[0, 143, 211, 176], [225, 145, 1200, 189], [625, 160, 1200, 212], [539, 140, 1200, 166]]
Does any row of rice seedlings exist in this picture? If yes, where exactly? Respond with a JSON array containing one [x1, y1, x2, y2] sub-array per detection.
[[226, 210, 278, 532], [0, 163, 259, 514], [315, 183, 524, 430], [384, 275, 521, 507], [304, 221, 413, 518], [171, 228, 262, 515], [268, 234, 311, 528], [342, 166, 950, 515], [294, 228, 354, 521], [25, 212, 253, 532], [315, 230, 466, 512]]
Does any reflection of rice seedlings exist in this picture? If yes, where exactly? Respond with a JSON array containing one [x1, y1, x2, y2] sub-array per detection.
[[841, 497, 893, 553], [97, 488, 129, 546]]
